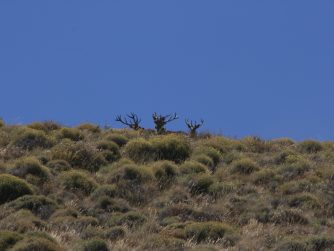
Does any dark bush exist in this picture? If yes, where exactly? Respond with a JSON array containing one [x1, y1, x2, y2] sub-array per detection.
[[0, 174, 33, 204], [12, 128, 53, 150], [104, 226, 126, 240], [96, 141, 121, 162], [51, 140, 106, 172], [74, 238, 109, 251], [188, 174, 214, 195], [9, 236, 63, 251], [28, 121, 61, 133], [106, 134, 128, 147], [231, 159, 258, 174], [124, 138, 155, 163], [59, 128, 84, 141], [47, 159, 71, 172], [179, 161, 208, 174], [297, 140, 323, 154], [0, 231, 23, 251], [151, 135, 191, 163], [152, 161, 177, 189], [5, 195, 58, 219], [9, 157, 49, 181], [59, 170, 97, 196], [107, 211, 146, 228]]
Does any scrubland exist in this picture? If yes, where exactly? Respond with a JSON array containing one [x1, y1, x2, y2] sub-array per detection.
[[1, 120, 334, 250]]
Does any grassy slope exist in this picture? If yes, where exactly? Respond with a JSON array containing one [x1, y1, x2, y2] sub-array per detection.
[[1, 121, 334, 250]]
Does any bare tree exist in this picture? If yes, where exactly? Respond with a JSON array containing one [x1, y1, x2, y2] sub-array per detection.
[[152, 112, 178, 134], [115, 113, 142, 130], [185, 119, 204, 137]]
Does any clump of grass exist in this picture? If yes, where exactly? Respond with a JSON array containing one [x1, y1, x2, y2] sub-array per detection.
[[106, 134, 128, 147], [59, 128, 84, 141], [124, 138, 155, 163], [9, 157, 49, 181], [180, 161, 208, 174], [59, 170, 97, 196], [73, 238, 109, 251], [151, 135, 191, 163], [9, 235, 63, 251], [4, 195, 58, 220], [28, 121, 61, 133], [152, 161, 177, 189], [297, 140, 323, 153], [188, 174, 214, 195], [12, 128, 53, 150], [47, 159, 71, 173], [76, 123, 101, 133], [107, 211, 147, 229], [51, 140, 106, 172], [96, 140, 121, 163], [0, 174, 33, 204], [231, 158, 259, 175], [271, 208, 309, 225], [193, 146, 221, 168], [0, 231, 23, 251]]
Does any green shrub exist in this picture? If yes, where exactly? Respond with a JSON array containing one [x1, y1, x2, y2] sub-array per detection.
[[106, 134, 128, 147], [4, 195, 58, 219], [253, 169, 281, 186], [12, 128, 53, 150], [0, 231, 23, 251], [0, 209, 45, 233], [188, 174, 214, 195], [151, 135, 191, 163], [28, 121, 61, 133], [112, 164, 153, 184], [47, 159, 71, 172], [185, 222, 236, 244], [297, 140, 323, 154], [95, 196, 129, 213], [152, 161, 177, 189], [59, 128, 84, 141], [96, 141, 120, 162], [274, 240, 307, 251], [193, 146, 221, 167], [208, 182, 235, 198], [59, 170, 97, 195], [9, 157, 49, 181], [124, 138, 155, 163], [231, 159, 258, 174], [90, 184, 117, 199], [74, 238, 109, 251], [0, 174, 33, 204], [193, 154, 214, 169], [180, 161, 208, 174], [9, 236, 63, 251], [107, 211, 146, 228], [51, 140, 106, 172], [241, 136, 269, 153]]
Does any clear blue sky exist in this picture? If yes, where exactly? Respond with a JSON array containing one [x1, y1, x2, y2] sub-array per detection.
[[1, 1, 333, 140]]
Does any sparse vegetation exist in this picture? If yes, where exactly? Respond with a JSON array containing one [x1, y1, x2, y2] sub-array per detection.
[[0, 122, 333, 250]]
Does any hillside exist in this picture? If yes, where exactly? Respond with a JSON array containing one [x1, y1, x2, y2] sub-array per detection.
[[1, 120, 334, 251]]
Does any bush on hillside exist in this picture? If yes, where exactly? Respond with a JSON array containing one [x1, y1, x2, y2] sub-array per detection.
[[0, 231, 23, 251], [59, 170, 97, 196], [230, 159, 259, 175], [76, 123, 101, 133], [179, 161, 208, 174], [51, 140, 106, 172], [9, 236, 63, 251], [151, 135, 191, 163], [12, 128, 53, 150], [124, 138, 155, 163], [96, 141, 121, 162], [152, 161, 177, 189], [9, 157, 49, 181], [0, 174, 33, 204], [28, 121, 61, 133], [4, 195, 58, 220], [297, 140, 323, 154], [106, 134, 128, 147], [47, 159, 71, 173], [59, 128, 84, 141], [73, 238, 109, 251]]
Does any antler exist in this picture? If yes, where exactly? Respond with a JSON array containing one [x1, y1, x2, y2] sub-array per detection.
[[185, 119, 204, 137], [165, 113, 179, 123], [152, 112, 178, 134], [115, 113, 142, 130]]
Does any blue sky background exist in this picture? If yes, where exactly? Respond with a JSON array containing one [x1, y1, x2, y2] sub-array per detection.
[[0, 1, 333, 140]]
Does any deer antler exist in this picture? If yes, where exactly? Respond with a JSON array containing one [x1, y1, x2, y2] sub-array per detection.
[[115, 113, 142, 130], [152, 112, 178, 134], [185, 119, 204, 137], [165, 113, 179, 123]]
